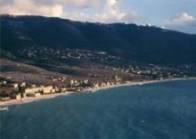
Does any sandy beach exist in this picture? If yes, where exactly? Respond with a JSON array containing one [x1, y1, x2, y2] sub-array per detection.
[[0, 91, 75, 107], [1, 77, 196, 107]]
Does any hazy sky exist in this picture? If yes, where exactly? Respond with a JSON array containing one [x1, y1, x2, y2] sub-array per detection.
[[0, 0, 196, 34]]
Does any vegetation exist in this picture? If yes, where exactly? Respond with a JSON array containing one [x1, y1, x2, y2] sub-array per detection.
[[1, 15, 196, 65]]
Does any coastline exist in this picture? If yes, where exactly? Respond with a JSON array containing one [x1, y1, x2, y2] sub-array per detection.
[[90, 77, 196, 92], [1, 77, 196, 107], [0, 91, 75, 107]]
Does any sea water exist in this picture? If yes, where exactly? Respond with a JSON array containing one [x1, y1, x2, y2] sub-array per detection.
[[1, 79, 196, 139]]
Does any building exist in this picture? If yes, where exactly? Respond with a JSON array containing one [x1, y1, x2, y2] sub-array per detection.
[[13, 83, 19, 89], [0, 97, 10, 101], [24, 86, 54, 97], [25, 87, 43, 94], [42, 86, 55, 94], [35, 93, 41, 97], [61, 87, 67, 93], [21, 82, 26, 87], [70, 80, 80, 87], [93, 83, 100, 89], [16, 94, 22, 100]]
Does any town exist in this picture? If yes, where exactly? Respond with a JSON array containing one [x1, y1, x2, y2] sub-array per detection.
[[1, 61, 196, 104], [1, 48, 196, 104], [0, 75, 125, 103]]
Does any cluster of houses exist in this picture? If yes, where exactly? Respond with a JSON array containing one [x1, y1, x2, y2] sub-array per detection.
[[0, 75, 124, 102], [15, 83, 71, 101], [0, 80, 67, 101], [15, 85, 56, 100], [93, 77, 122, 90]]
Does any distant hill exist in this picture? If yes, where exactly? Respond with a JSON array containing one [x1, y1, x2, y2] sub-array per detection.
[[1, 15, 196, 65]]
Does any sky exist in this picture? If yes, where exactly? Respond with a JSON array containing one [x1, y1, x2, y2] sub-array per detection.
[[0, 0, 196, 34]]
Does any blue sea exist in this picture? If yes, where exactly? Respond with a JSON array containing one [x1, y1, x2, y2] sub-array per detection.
[[1, 79, 196, 139]]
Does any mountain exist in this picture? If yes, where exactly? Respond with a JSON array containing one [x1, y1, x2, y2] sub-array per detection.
[[0, 15, 196, 85], [1, 15, 196, 65]]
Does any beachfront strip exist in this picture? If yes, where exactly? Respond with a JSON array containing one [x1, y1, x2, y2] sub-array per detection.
[[1, 69, 196, 106], [0, 76, 124, 103]]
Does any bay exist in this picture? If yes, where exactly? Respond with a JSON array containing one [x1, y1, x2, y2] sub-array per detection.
[[1, 79, 196, 139]]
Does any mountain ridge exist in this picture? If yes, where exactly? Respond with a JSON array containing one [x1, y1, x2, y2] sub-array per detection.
[[1, 15, 196, 65], [0, 15, 196, 88]]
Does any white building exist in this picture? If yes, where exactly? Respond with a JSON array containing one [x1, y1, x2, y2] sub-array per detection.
[[16, 94, 22, 100]]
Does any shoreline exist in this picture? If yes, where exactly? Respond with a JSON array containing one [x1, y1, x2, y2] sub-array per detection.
[[0, 91, 76, 107], [1, 77, 196, 107], [92, 77, 196, 92]]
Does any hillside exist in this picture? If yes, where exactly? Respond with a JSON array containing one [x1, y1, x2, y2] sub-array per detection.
[[1, 15, 196, 102], [0, 15, 196, 86], [1, 15, 196, 65]]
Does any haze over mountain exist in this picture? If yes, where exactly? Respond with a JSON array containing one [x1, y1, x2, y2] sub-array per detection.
[[1, 15, 196, 65]]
